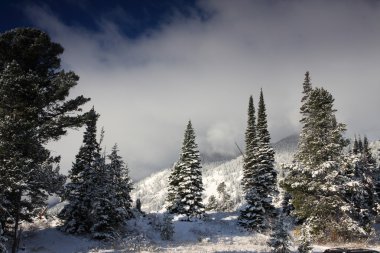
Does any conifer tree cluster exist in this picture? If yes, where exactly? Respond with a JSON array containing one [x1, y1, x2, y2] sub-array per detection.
[[59, 108, 133, 240], [166, 121, 205, 219], [282, 72, 378, 242], [0, 28, 89, 253], [239, 91, 277, 232]]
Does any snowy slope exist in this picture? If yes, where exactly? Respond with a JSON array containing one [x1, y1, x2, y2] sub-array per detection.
[[131, 135, 298, 213]]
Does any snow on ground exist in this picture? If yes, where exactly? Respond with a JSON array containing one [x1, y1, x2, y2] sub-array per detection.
[[18, 212, 272, 253], [18, 212, 380, 253]]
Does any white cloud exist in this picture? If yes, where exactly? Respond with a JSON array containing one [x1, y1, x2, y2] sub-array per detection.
[[25, 0, 380, 180]]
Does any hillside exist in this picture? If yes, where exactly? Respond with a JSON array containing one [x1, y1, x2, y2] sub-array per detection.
[[131, 134, 298, 213]]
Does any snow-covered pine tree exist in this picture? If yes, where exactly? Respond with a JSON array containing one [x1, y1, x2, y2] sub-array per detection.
[[239, 92, 277, 231], [283, 82, 364, 241], [90, 155, 121, 240], [267, 214, 291, 253], [59, 108, 101, 234], [174, 121, 205, 219], [160, 213, 174, 240], [0, 28, 89, 253], [241, 95, 257, 192], [108, 144, 133, 220], [298, 224, 312, 253], [256, 89, 277, 217], [166, 162, 181, 213]]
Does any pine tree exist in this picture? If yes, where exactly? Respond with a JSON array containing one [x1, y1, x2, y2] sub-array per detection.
[[0, 28, 89, 253], [242, 96, 257, 192], [108, 144, 133, 220], [283, 77, 368, 240], [295, 88, 347, 167], [256, 90, 277, 217], [239, 92, 277, 231], [267, 214, 291, 253], [173, 121, 204, 219], [90, 156, 119, 240], [160, 213, 174, 240], [59, 108, 101, 234]]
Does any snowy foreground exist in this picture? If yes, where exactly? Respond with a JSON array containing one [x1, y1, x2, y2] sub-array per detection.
[[17, 211, 365, 253]]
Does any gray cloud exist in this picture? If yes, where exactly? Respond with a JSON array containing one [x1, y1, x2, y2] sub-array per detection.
[[25, 0, 380, 180]]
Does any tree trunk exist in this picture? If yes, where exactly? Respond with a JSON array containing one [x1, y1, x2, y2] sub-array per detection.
[[11, 191, 21, 253]]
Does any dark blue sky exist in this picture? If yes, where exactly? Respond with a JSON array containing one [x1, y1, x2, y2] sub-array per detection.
[[0, 0, 207, 37]]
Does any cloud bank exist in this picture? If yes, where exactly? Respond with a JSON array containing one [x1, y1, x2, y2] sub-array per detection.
[[23, 0, 380, 180]]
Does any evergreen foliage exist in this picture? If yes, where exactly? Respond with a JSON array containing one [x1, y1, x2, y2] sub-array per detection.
[[59, 108, 100, 234], [166, 163, 181, 213], [267, 214, 291, 253], [283, 73, 375, 241], [242, 96, 257, 192], [239, 92, 277, 231], [0, 28, 88, 252], [256, 90, 277, 216], [167, 121, 204, 219], [108, 144, 133, 220], [239, 188, 267, 231], [60, 111, 133, 240]]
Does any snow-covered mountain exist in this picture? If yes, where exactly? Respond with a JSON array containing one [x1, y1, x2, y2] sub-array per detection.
[[131, 134, 299, 213]]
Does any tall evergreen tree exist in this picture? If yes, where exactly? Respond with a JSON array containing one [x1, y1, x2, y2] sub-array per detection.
[[239, 91, 277, 231], [59, 108, 100, 234], [256, 89, 277, 216], [282, 77, 373, 240], [0, 28, 89, 253], [242, 96, 257, 192], [107, 144, 133, 220], [170, 121, 204, 219]]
